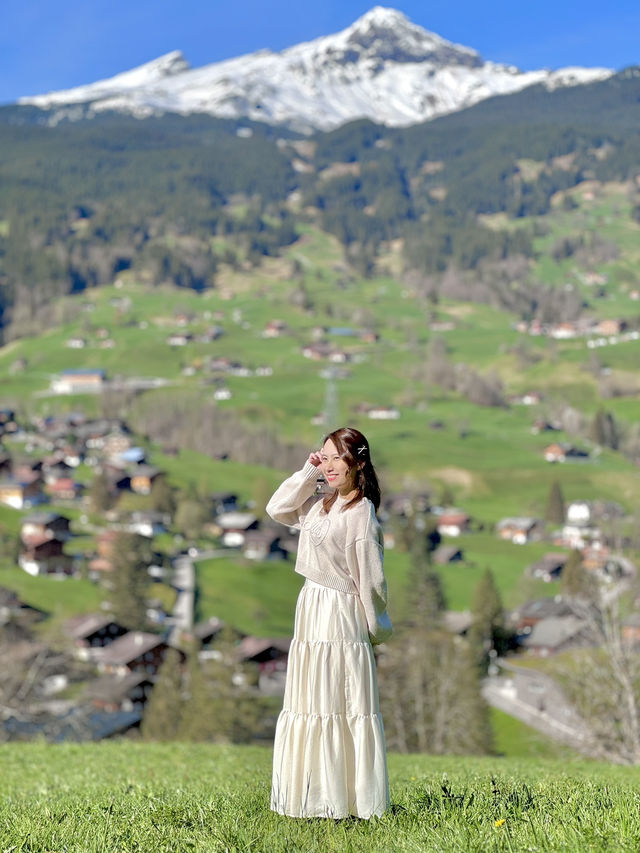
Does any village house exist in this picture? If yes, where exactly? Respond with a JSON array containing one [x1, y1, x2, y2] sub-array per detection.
[[42, 457, 73, 484], [301, 342, 350, 363], [192, 616, 225, 651], [521, 615, 591, 657], [509, 597, 575, 637], [0, 452, 11, 477], [102, 431, 133, 457], [526, 553, 569, 583], [366, 406, 400, 421], [566, 501, 591, 526], [101, 465, 131, 495], [236, 636, 291, 693], [19, 537, 73, 577], [0, 476, 45, 510], [531, 419, 561, 435], [595, 319, 625, 337], [509, 392, 543, 406], [65, 337, 86, 349], [51, 369, 105, 394], [433, 545, 464, 565], [210, 492, 239, 514], [65, 614, 128, 661], [167, 332, 192, 347], [47, 477, 83, 501], [207, 356, 233, 372], [242, 528, 289, 561], [548, 322, 579, 340], [87, 672, 155, 713], [0, 409, 19, 436], [21, 512, 71, 545], [382, 492, 432, 518], [213, 387, 232, 401], [435, 509, 471, 538], [126, 511, 168, 538], [263, 319, 288, 338], [543, 443, 590, 464], [559, 523, 602, 550], [96, 632, 175, 677], [113, 447, 146, 468], [0, 586, 46, 625], [215, 512, 259, 547], [78, 419, 129, 451], [496, 517, 543, 545], [130, 466, 162, 495]]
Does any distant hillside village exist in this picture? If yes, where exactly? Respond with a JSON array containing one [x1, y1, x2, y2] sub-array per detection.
[[0, 406, 637, 748]]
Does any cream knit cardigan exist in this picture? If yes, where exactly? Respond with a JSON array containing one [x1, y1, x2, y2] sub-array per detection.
[[266, 460, 392, 644]]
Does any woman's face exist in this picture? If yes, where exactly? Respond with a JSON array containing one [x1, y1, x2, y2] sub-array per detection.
[[321, 439, 356, 494]]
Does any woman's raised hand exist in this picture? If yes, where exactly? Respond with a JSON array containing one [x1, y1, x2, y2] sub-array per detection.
[[308, 450, 323, 467]]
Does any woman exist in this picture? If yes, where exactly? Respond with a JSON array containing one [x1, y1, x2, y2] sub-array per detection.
[[266, 427, 392, 819]]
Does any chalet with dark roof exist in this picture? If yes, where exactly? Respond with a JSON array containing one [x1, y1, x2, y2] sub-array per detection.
[[526, 553, 568, 582], [87, 672, 155, 713], [521, 616, 591, 657], [65, 614, 128, 660], [21, 512, 71, 545], [97, 632, 177, 677], [19, 538, 73, 577]]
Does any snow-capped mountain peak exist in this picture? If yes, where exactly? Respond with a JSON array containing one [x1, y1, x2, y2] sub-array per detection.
[[18, 8, 613, 131], [22, 51, 190, 108], [340, 6, 481, 66]]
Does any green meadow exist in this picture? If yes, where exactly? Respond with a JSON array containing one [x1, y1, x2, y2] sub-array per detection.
[[1, 742, 639, 852]]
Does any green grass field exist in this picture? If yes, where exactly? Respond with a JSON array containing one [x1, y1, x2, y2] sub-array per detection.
[[1, 741, 639, 852]]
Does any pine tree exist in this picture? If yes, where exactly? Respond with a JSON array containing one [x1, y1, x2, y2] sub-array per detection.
[[178, 629, 265, 742], [149, 475, 176, 518], [561, 549, 596, 599], [174, 495, 207, 540], [469, 568, 507, 669], [89, 471, 112, 513], [109, 532, 151, 629], [590, 408, 619, 450], [141, 648, 183, 740], [406, 529, 446, 624], [545, 480, 566, 524], [251, 476, 274, 521], [378, 531, 492, 755]]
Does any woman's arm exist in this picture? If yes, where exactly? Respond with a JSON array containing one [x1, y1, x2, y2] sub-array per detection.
[[265, 457, 322, 529], [346, 511, 393, 645]]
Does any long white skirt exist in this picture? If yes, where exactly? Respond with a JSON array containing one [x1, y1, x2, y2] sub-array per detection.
[[271, 579, 390, 819]]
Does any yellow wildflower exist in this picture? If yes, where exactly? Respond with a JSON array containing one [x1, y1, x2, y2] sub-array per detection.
[[495, 819, 506, 827]]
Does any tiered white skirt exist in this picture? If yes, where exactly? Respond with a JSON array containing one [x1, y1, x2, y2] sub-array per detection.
[[271, 579, 390, 819]]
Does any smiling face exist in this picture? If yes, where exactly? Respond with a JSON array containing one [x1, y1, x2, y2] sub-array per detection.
[[321, 438, 356, 496]]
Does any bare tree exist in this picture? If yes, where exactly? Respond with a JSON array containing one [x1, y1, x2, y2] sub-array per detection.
[[553, 591, 640, 764]]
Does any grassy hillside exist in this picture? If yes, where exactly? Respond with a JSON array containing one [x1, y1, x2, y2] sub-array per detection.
[[0, 182, 639, 634], [1, 741, 639, 852]]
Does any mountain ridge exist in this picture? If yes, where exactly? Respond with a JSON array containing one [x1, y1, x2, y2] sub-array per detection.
[[18, 6, 613, 132]]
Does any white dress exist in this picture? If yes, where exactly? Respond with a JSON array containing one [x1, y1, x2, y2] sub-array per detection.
[[267, 474, 391, 819]]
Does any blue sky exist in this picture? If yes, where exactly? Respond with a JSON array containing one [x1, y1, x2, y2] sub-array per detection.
[[1, 0, 639, 105]]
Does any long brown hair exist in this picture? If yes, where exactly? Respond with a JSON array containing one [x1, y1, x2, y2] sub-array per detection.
[[321, 427, 381, 514]]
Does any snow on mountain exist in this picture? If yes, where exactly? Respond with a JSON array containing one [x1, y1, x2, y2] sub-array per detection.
[[19, 7, 613, 131]]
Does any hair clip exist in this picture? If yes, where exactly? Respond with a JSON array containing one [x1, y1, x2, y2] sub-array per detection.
[[357, 445, 367, 455]]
